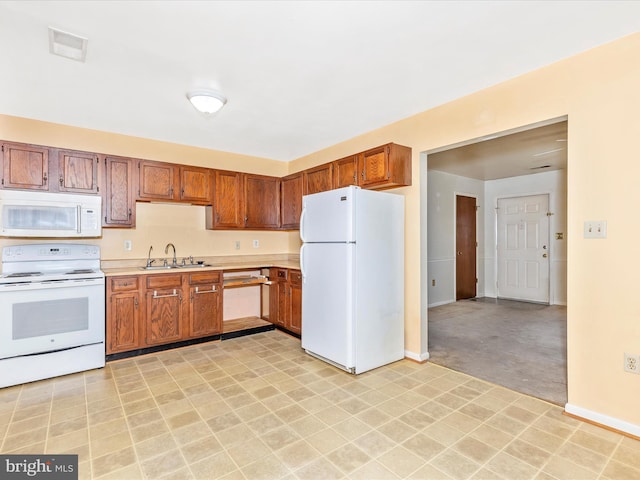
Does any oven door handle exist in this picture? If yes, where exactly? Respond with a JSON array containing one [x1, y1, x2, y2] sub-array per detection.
[[77, 205, 82, 234]]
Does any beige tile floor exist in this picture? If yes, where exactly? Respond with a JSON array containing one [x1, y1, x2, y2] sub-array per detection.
[[1, 330, 639, 479]]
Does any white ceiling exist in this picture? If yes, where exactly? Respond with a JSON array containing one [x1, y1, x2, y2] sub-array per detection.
[[0, 1, 638, 162], [427, 119, 568, 181]]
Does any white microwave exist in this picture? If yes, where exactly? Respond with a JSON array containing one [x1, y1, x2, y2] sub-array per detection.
[[0, 190, 102, 238]]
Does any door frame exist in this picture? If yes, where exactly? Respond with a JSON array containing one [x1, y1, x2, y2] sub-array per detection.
[[453, 191, 478, 300]]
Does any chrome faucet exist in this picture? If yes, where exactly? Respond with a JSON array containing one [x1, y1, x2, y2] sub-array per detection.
[[165, 243, 177, 266], [146, 245, 155, 267]]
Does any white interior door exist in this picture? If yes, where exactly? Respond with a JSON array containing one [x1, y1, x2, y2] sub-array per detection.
[[497, 194, 550, 303]]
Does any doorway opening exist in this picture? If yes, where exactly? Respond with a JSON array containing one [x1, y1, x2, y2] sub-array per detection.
[[424, 117, 568, 404]]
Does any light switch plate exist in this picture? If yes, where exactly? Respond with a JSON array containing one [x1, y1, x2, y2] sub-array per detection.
[[584, 221, 607, 239]]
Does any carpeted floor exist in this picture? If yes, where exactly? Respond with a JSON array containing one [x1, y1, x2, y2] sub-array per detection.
[[428, 298, 567, 406]]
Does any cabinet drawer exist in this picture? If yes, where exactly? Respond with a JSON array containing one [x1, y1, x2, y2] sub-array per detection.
[[109, 276, 139, 292], [189, 271, 221, 285], [289, 270, 302, 286], [146, 274, 182, 289]]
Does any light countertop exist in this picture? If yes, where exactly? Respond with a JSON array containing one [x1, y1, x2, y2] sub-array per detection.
[[102, 254, 300, 277]]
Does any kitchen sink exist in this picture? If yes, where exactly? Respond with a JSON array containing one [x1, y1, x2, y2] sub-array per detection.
[[140, 263, 213, 271]]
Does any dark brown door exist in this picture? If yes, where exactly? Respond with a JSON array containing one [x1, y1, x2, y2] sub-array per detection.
[[456, 195, 477, 300]]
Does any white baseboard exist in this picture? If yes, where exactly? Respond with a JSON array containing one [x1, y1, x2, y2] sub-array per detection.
[[565, 403, 640, 438], [405, 350, 429, 362]]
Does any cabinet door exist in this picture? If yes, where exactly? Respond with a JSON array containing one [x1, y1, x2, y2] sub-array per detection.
[[58, 149, 99, 193], [333, 155, 358, 189], [189, 283, 222, 336], [1, 142, 49, 190], [146, 288, 182, 345], [287, 270, 302, 335], [106, 276, 141, 354], [180, 166, 211, 204], [108, 293, 141, 353], [304, 163, 333, 195], [137, 160, 176, 201], [275, 281, 288, 327], [210, 170, 243, 228], [280, 173, 302, 229], [358, 143, 412, 190], [244, 174, 280, 229], [103, 156, 135, 227]]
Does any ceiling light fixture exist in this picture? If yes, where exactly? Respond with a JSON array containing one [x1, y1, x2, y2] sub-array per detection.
[[187, 90, 227, 114]]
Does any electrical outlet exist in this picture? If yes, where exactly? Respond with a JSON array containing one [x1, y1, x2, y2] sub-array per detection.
[[624, 352, 640, 374], [253, 239, 259, 248], [235, 241, 240, 250], [124, 240, 132, 251]]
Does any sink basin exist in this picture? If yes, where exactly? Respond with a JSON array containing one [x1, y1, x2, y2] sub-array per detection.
[[140, 263, 213, 271]]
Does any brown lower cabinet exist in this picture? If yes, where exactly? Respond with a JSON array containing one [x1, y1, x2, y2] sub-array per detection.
[[269, 268, 302, 335], [106, 271, 223, 355]]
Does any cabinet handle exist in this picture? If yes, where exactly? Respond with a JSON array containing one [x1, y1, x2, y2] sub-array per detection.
[[134, 297, 138, 308], [181, 187, 185, 196], [194, 286, 217, 294], [361, 170, 365, 179], [128, 208, 132, 219], [353, 174, 356, 182], [244, 216, 248, 225], [59, 176, 64, 186], [152, 289, 179, 298], [43, 172, 47, 184]]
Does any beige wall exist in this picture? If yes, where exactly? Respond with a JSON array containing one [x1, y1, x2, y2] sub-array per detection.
[[290, 33, 640, 432], [2, 32, 640, 432]]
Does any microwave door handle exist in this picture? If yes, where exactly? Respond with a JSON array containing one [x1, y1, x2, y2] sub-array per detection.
[[77, 205, 82, 233]]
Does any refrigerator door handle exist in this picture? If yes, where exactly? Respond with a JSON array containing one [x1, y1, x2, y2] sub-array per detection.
[[300, 243, 306, 281], [299, 207, 307, 242]]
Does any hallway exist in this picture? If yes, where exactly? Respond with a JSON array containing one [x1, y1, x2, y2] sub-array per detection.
[[428, 298, 567, 405]]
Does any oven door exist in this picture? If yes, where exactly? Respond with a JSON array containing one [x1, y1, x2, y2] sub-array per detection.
[[0, 278, 105, 359]]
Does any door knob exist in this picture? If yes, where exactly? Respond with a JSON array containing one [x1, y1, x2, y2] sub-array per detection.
[[457, 251, 462, 256]]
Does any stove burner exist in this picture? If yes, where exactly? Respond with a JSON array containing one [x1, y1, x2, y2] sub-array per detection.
[[66, 269, 96, 275], [4, 272, 42, 278]]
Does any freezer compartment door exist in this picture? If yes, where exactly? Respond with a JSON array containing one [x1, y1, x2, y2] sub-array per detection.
[[300, 186, 356, 243], [301, 243, 354, 369]]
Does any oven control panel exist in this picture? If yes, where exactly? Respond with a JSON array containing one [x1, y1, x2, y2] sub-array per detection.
[[2, 244, 100, 262]]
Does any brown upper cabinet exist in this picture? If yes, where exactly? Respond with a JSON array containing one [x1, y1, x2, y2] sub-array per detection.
[[358, 143, 412, 190], [137, 160, 176, 201], [137, 160, 211, 205], [208, 170, 244, 229], [244, 174, 280, 229], [179, 165, 211, 204], [281, 173, 303, 230], [333, 154, 358, 189], [103, 155, 135, 227], [303, 163, 333, 195], [58, 149, 100, 194], [208, 171, 281, 230], [1, 142, 50, 190]]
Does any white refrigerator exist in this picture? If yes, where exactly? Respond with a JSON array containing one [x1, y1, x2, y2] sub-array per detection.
[[300, 185, 404, 374]]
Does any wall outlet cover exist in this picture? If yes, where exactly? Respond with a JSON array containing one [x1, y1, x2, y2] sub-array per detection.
[[624, 352, 639, 374]]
